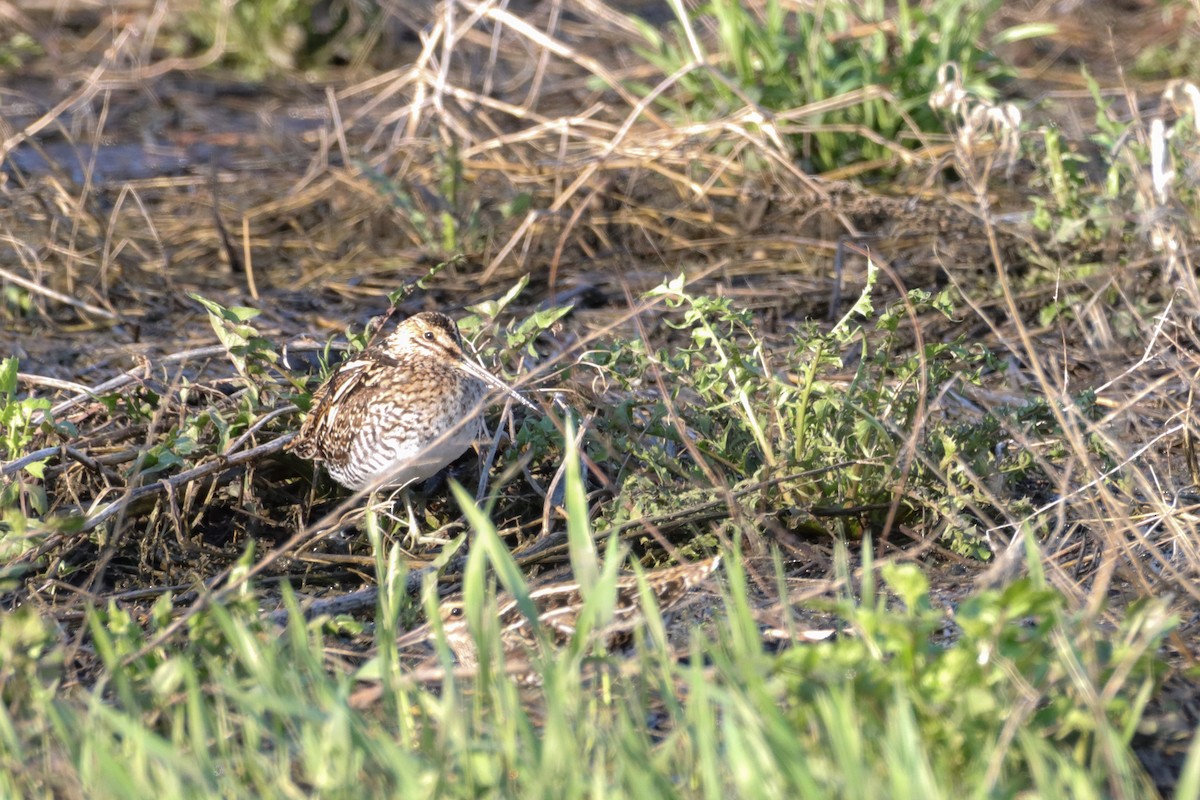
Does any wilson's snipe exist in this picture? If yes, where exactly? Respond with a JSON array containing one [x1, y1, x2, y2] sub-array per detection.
[[397, 556, 721, 668], [288, 311, 530, 529]]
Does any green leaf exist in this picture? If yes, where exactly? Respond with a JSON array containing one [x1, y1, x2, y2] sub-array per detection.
[[831, 259, 878, 337], [466, 275, 529, 322], [881, 562, 930, 614], [451, 481, 540, 635], [0, 356, 17, 396], [24, 484, 47, 515], [563, 415, 598, 595], [500, 193, 533, 219], [993, 22, 1057, 44]]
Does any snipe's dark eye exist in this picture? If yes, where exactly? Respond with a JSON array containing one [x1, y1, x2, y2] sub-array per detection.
[[423, 331, 435, 341], [449, 607, 463, 618]]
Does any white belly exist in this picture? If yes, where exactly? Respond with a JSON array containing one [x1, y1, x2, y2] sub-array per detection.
[[329, 416, 480, 490]]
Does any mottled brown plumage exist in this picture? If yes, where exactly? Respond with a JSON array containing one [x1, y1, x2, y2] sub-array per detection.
[[289, 312, 510, 493], [398, 556, 721, 668]]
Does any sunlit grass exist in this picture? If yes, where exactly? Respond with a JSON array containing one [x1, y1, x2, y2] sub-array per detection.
[[0, 510, 1179, 797]]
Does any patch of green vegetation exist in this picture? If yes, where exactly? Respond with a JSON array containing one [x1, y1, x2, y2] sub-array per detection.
[[0, 357, 48, 476], [927, 56, 1199, 343], [0, 357, 71, 563], [577, 270, 1052, 557], [0, 275, 1192, 796], [0, 273, 1120, 563], [180, 0, 377, 78], [459, 275, 573, 358], [772, 544, 1172, 796], [1026, 91, 1137, 261], [0, 278, 1188, 796], [631, 0, 1040, 172], [1, 285, 32, 323], [355, 142, 533, 261], [1132, 3, 1200, 80], [192, 293, 282, 404], [0, 32, 41, 71], [1027, 69, 1200, 279], [0, 497, 1178, 796]]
